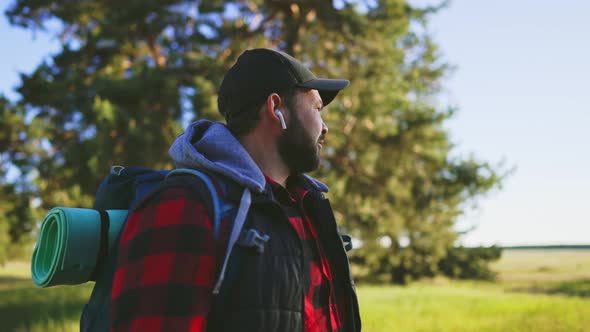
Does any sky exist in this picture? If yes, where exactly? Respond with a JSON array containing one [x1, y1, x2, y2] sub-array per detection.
[[426, 0, 590, 246], [1, 1, 588, 246]]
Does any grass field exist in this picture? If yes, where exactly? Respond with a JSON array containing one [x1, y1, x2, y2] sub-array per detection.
[[1, 249, 589, 331]]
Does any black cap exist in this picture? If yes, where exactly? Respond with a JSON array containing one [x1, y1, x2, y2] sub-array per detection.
[[218, 48, 349, 120]]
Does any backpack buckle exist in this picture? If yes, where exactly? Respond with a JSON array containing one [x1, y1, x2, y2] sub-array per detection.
[[237, 229, 270, 253], [341, 234, 353, 251], [110, 165, 125, 176]]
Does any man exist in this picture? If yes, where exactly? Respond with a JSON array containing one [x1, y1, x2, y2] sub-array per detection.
[[110, 48, 361, 332]]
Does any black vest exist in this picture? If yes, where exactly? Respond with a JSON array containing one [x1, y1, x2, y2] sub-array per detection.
[[207, 175, 361, 332]]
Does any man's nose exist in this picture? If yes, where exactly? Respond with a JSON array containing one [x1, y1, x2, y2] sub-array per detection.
[[321, 121, 328, 135]]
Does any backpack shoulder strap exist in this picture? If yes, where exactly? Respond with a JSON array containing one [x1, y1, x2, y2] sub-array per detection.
[[166, 168, 253, 295], [166, 168, 225, 238]]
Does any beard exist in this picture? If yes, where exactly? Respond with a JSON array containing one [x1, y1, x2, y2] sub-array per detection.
[[277, 112, 323, 174]]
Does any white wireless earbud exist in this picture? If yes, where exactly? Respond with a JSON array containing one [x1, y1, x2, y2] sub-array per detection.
[[275, 109, 287, 130]]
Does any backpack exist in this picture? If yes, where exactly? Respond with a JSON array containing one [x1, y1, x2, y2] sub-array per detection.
[[31, 165, 268, 332]]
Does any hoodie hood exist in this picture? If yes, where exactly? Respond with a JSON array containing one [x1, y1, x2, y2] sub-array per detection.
[[169, 120, 328, 194]]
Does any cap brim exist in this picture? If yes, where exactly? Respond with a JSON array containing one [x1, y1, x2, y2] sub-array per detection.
[[298, 78, 350, 106]]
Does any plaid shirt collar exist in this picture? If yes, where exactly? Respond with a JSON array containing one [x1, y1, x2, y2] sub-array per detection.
[[263, 173, 309, 205]]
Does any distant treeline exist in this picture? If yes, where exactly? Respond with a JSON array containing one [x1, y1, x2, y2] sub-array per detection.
[[502, 245, 590, 250]]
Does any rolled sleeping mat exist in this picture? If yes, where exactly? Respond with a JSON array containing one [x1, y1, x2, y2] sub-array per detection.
[[31, 207, 128, 288]]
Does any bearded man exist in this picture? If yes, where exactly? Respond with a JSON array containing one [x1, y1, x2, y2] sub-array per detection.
[[110, 48, 361, 332]]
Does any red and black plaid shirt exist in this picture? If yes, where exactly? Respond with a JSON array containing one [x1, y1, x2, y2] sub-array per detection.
[[268, 174, 343, 332], [110, 175, 342, 332]]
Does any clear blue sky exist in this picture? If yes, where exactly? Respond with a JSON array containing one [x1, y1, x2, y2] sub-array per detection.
[[1, 1, 588, 246], [427, 0, 590, 246]]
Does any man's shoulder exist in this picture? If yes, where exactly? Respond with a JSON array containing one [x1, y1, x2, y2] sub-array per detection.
[[133, 172, 223, 213]]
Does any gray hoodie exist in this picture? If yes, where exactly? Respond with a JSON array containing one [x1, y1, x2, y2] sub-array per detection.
[[168, 120, 329, 194]]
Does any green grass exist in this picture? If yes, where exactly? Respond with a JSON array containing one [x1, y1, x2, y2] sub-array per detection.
[[0, 262, 93, 332], [359, 282, 589, 332], [493, 249, 590, 301], [2, 249, 590, 331]]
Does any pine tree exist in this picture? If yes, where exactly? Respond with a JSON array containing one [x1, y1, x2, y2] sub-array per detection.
[[4, 0, 504, 280]]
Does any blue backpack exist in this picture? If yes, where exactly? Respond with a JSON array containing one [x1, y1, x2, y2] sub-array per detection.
[[71, 166, 266, 331]]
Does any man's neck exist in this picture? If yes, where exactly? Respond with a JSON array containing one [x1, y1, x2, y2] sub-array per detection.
[[238, 133, 290, 187]]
